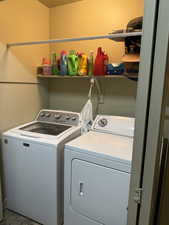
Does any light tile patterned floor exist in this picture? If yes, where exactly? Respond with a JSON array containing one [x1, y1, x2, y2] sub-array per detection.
[[0, 210, 40, 225]]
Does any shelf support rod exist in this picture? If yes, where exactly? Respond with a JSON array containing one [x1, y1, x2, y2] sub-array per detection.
[[7, 32, 142, 47], [0, 81, 39, 84]]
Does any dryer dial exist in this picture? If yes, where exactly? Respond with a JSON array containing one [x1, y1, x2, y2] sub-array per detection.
[[98, 118, 108, 127]]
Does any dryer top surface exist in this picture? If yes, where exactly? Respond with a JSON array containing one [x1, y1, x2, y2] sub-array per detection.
[[65, 131, 133, 164]]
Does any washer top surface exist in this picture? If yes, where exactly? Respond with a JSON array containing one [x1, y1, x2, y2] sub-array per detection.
[[3, 109, 82, 143], [20, 122, 71, 136], [65, 131, 133, 164]]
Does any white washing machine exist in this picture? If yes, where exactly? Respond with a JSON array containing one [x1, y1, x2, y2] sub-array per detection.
[[64, 115, 135, 225], [2, 109, 82, 225]]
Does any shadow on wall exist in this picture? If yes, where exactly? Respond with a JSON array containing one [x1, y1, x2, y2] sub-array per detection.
[[0, 43, 38, 83], [0, 43, 49, 134], [49, 78, 137, 117]]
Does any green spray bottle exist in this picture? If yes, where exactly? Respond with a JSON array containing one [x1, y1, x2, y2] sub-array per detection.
[[67, 50, 78, 76], [51, 53, 59, 75], [88, 51, 94, 76]]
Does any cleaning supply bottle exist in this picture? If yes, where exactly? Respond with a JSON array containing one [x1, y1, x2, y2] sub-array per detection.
[[78, 53, 88, 76], [77, 53, 83, 76], [88, 51, 94, 76], [51, 53, 59, 75], [68, 50, 78, 76], [103, 52, 109, 75], [94, 47, 105, 76], [60, 51, 68, 75], [42, 57, 52, 75]]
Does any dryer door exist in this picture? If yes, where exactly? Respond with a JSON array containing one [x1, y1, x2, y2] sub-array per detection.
[[71, 159, 130, 225]]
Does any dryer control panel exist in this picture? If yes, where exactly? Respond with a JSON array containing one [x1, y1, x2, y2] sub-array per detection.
[[36, 110, 80, 126], [92, 115, 135, 137]]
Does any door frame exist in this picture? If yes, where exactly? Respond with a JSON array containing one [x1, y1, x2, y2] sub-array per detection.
[[137, 0, 169, 224], [127, 0, 159, 224]]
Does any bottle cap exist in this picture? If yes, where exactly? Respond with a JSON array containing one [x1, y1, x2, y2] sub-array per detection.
[[77, 52, 83, 57], [61, 50, 67, 55], [70, 50, 76, 54], [42, 57, 51, 65]]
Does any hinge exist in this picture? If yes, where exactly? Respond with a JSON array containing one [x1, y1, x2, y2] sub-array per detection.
[[133, 188, 143, 204]]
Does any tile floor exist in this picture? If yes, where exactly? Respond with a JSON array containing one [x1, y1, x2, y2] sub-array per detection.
[[0, 210, 40, 225]]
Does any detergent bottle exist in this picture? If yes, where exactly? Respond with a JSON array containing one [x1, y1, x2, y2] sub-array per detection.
[[51, 53, 59, 75], [78, 53, 88, 76], [88, 51, 94, 76], [94, 47, 105, 76], [77, 53, 82, 75], [42, 57, 52, 75], [68, 50, 78, 76], [60, 51, 68, 75]]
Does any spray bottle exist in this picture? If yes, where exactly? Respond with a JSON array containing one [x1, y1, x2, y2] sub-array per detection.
[[51, 53, 59, 75], [68, 50, 78, 76], [88, 51, 94, 76], [78, 53, 88, 76], [60, 51, 68, 75]]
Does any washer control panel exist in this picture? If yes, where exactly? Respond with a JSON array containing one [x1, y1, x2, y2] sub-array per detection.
[[36, 110, 80, 126]]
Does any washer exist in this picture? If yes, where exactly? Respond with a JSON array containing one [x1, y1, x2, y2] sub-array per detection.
[[64, 115, 135, 225], [2, 109, 82, 225]]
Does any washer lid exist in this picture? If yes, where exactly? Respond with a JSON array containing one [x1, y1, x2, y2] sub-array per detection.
[[65, 131, 133, 164], [19, 122, 71, 136]]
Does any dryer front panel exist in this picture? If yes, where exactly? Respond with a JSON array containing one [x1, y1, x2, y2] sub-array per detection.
[[71, 159, 130, 225]]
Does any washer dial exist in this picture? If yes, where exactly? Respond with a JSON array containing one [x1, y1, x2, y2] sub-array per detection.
[[55, 114, 61, 119], [66, 116, 70, 120], [40, 112, 45, 117], [45, 113, 51, 117]]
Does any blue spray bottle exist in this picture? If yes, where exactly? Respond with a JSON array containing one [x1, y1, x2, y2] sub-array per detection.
[[60, 51, 68, 75]]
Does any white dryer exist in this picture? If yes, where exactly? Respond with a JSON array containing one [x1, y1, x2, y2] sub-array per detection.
[[2, 109, 82, 225], [64, 115, 135, 225]]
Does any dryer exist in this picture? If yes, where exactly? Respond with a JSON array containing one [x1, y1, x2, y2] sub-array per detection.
[[64, 115, 135, 225], [2, 109, 82, 225]]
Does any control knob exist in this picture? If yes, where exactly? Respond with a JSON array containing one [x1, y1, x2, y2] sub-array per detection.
[[72, 117, 77, 121], [55, 114, 61, 119], [40, 112, 45, 117], [98, 118, 108, 127], [45, 113, 51, 117], [66, 116, 70, 120]]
